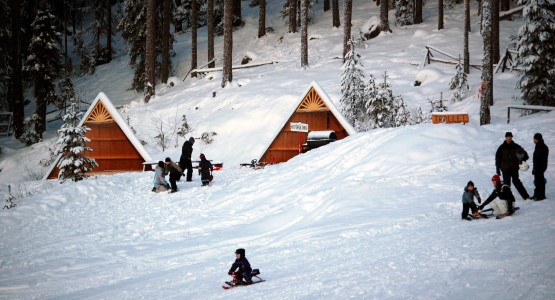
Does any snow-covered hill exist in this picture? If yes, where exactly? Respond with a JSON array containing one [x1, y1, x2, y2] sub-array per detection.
[[1, 1, 555, 299]]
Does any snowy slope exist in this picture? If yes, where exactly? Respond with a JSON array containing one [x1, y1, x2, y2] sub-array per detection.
[[1, 1, 555, 299], [1, 116, 554, 299]]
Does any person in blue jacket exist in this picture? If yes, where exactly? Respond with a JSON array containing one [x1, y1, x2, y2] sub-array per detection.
[[461, 181, 482, 221], [228, 248, 252, 284]]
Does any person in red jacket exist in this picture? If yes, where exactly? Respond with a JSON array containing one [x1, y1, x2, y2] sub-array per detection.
[[228, 248, 253, 285]]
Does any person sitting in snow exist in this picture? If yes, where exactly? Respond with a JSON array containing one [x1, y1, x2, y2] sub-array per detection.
[[228, 248, 253, 285], [198, 153, 213, 186], [164, 157, 182, 193], [152, 161, 170, 193], [461, 181, 482, 221], [478, 174, 516, 219]]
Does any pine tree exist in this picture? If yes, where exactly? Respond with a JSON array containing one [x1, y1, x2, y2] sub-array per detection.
[[57, 72, 76, 111], [301, 0, 309, 68], [393, 95, 411, 127], [340, 39, 366, 128], [449, 56, 469, 102], [515, 0, 555, 106], [54, 98, 98, 182], [343, 0, 353, 63], [395, 0, 415, 26], [19, 114, 43, 145], [360, 74, 379, 131], [222, 0, 233, 87], [23, 0, 63, 138], [367, 74, 397, 128]]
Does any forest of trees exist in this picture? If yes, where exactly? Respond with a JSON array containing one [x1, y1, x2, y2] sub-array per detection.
[[0, 0, 553, 144]]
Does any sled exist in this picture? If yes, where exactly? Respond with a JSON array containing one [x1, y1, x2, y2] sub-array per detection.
[[223, 269, 265, 289]]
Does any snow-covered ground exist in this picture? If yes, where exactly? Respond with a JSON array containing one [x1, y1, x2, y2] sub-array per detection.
[[1, 1, 555, 299]]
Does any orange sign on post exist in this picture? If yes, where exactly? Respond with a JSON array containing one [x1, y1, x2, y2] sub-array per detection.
[[431, 112, 469, 124]]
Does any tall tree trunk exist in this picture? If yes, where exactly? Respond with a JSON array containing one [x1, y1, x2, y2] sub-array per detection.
[[332, 0, 340, 27], [492, 0, 500, 62], [414, 0, 423, 24], [343, 0, 352, 63], [481, 0, 493, 125], [500, 0, 510, 11], [301, 0, 308, 68], [379, 0, 391, 32], [106, 0, 112, 63], [9, 0, 24, 138], [207, 0, 215, 68], [464, 0, 470, 74], [161, 0, 171, 82], [324, 0, 330, 11], [145, 0, 156, 102], [222, 0, 233, 87], [174, 0, 183, 33], [438, 0, 444, 30], [64, 0, 68, 66], [233, 0, 241, 22], [258, 0, 266, 38], [190, 0, 198, 78], [289, 0, 297, 32], [72, 0, 76, 34]]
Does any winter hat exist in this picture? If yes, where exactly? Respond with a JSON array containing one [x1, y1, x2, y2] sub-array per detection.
[[534, 133, 543, 141], [492, 174, 501, 184], [189, 137, 195, 143], [235, 248, 245, 258], [165, 157, 172, 162], [505, 132, 513, 137], [158, 161, 164, 167], [467, 181, 475, 188], [200, 153, 206, 159]]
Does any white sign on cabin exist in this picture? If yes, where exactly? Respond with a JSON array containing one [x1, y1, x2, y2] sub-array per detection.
[[290, 122, 308, 132]]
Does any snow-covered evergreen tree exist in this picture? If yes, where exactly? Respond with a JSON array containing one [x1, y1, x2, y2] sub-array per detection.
[[54, 98, 97, 182], [515, 0, 555, 106], [429, 96, 448, 112], [393, 96, 411, 127], [366, 73, 397, 128], [395, 0, 415, 26], [23, 0, 62, 137], [19, 114, 43, 145], [449, 56, 469, 102], [56, 72, 76, 112], [340, 39, 366, 128]]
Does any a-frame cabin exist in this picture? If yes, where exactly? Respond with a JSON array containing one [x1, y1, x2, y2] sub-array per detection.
[[44, 92, 152, 179], [259, 81, 356, 164]]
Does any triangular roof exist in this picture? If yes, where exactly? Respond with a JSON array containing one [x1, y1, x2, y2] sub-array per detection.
[[257, 81, 356, 161], [43, 92, 152, 180]]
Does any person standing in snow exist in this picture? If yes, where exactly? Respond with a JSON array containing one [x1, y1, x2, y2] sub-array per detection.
[[228, 248, 253, 285], [198, 153, 213, 186], [478, 174, 516, 218], [495, 132, 530, 200], [164, 157, 182, 193], [179, 137, 195, 182], [530, 133, 549, 201], [461, 181, 482, 221], [152, 161, 170, 193]]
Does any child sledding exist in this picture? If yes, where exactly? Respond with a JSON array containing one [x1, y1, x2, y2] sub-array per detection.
[[223, 248, 264, 289], [478, 174, 519, 219]]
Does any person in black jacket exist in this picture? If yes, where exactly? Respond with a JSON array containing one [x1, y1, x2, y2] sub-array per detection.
[[179, 137, 195, 181], [495, 132, 530, 200], [198, 153, 213, 186], [228, 248, 253, 284], [479, 174, 516, 218], [530, 133, 549, 201]]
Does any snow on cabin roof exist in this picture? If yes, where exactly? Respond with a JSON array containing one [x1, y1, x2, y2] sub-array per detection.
[[257, 81, 356, 161], [42, 92, 152, 180]]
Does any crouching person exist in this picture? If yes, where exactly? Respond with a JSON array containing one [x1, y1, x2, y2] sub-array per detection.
[[165, 157, 182, 193], [198, 153, 213, 186], [152, 161, 170, 192], [461, 181, 482, 221], [478, 174, 516, 219]]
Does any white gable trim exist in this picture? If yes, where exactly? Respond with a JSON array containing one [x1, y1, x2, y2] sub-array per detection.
[[257, 81, 357, 162], [43, 92, 152, 180]]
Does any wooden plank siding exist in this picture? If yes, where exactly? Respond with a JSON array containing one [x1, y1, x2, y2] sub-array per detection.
[[260, 96, 348, 163]]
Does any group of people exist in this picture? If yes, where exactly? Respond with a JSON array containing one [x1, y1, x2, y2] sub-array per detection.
[[461, 132, 549, 220], [152, 137, 214, 193]]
